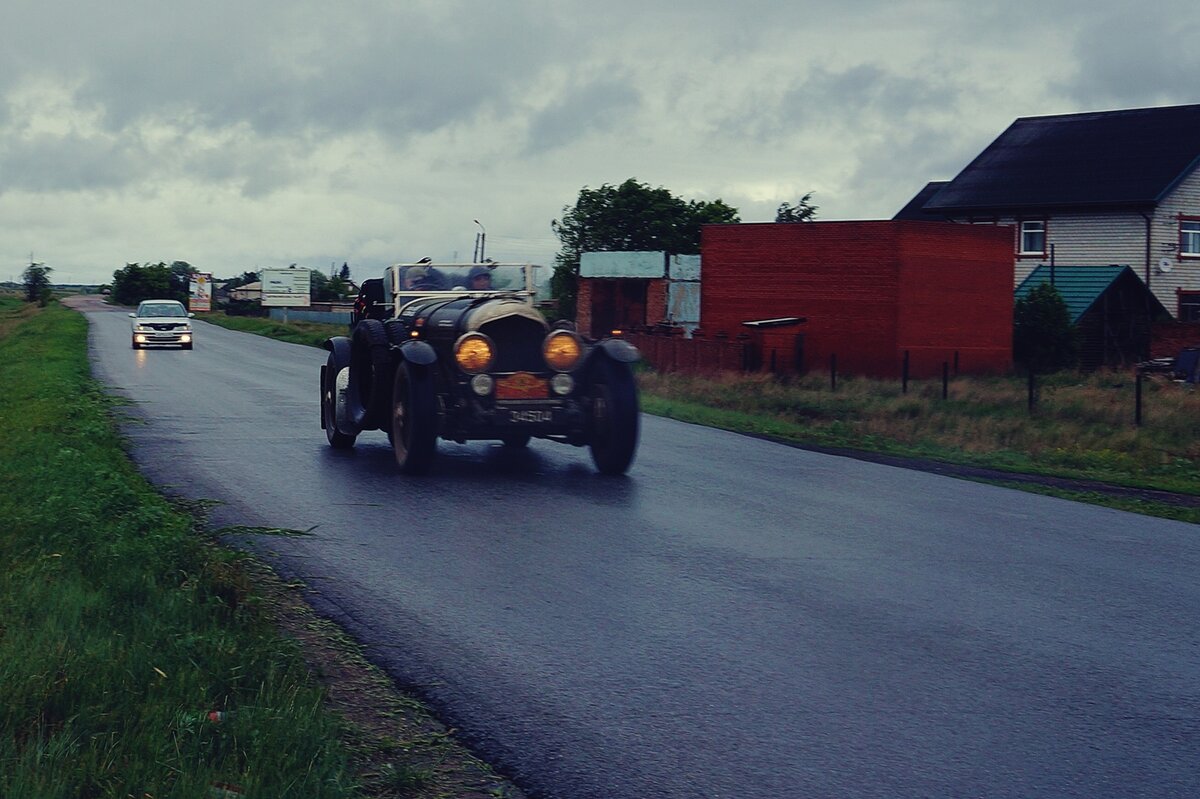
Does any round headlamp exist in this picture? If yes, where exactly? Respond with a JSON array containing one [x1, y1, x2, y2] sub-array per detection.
[[454, 333, 495, 374], [543, 330, 582, 371], [470, 374, 495, 396]]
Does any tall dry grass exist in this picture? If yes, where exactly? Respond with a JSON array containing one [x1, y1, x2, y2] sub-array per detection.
[[638, 368, 1200, 493]]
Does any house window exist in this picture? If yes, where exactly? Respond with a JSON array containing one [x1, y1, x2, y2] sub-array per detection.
[[1019, 220, 1046, 256], [1180, 291, 1200, 322], [1180, 219, 1200, 258]]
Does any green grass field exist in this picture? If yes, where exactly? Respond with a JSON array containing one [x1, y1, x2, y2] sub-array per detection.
[[0, 299, 356, 796]]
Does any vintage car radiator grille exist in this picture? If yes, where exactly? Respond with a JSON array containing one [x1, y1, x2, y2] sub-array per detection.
[[481, 315, 547, 373]]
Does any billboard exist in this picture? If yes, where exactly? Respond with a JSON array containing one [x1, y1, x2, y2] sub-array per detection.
[[261, 268, 311, 307], [189, 272, 213, 312]]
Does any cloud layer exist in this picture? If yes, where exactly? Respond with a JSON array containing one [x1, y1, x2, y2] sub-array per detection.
[[3, 0, 1197, 284]]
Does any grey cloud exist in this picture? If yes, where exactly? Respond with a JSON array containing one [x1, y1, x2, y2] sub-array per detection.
[[781, 65, 949, 130], [1056, 11, 1200, 108], [523, 76, 642, 154], [724, 63, 955, 144], [52, 3, 565, 143], [0, 132, 150, 193]]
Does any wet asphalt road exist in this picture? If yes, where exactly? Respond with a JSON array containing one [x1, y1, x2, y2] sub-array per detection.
[[74, 298, 1200, 799]]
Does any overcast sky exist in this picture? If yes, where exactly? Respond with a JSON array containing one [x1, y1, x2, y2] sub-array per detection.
[[4, 1, 1198, 285]]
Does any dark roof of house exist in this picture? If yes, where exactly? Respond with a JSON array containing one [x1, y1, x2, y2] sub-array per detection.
[[1013, 265, 1168, 323], [892, 181, 950, 220], [925, 104, 1200, 213]]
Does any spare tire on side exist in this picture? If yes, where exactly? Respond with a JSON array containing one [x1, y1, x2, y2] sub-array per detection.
[[348, 319, 394, 430]]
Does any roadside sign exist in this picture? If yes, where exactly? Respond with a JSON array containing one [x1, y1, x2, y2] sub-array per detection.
[[261, 268, 311, 307], [189, 272, 213, 312]]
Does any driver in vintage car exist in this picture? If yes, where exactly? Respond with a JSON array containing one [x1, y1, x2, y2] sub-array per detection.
[[403, 265, 448, 290], [466, 265, 492, 290]]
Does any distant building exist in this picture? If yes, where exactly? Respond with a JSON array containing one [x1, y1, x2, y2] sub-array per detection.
[[226, 281, 262, 302], [896, 103, 1200, 321]]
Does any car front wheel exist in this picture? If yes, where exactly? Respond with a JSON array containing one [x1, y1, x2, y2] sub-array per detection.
[[391, 360, 438, 474], [322, 353, 357, 449], [588, 358, 639, 475]]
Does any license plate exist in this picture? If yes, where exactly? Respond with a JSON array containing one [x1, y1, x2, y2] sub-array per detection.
[[509, 409, 554, 423], [495, 372, 548, 399]]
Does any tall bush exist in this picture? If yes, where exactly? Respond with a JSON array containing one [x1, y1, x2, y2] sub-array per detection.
[[1013, 282, 1077, 373]]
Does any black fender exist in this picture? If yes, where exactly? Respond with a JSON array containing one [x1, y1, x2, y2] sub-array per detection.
[[394, 339, 437, 366], [323, 335, 352, 363], [582, 337, 641, 371]]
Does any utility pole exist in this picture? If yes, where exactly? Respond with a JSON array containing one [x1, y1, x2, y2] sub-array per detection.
[[474, 219, 486, 263]]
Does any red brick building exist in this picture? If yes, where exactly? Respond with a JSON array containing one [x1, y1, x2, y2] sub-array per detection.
[[699, 221, 1014, 378]]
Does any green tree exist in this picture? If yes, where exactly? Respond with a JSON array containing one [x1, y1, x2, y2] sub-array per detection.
[[222, 271, 259, 290], [111, 262, 172, 306], [338, 262, 351, 281], [22, 262, 53, 305], [1013, 282, 1077, 373], [550, 178, 739, 321], [168, 261, 194, 303], [775, 192, 819, 222]]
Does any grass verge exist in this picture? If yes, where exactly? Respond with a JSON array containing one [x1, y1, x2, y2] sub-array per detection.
[[637, 370, 1200, 494], [0, 298, 522, 798], [203, 313, 345, 348]]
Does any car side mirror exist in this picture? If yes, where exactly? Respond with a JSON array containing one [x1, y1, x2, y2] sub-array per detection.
[[188, 312, 195, 318], [128, 313, 136, 318]]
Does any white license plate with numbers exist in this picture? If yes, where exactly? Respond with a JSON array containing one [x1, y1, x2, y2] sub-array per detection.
[[509, 409, 554, 423]]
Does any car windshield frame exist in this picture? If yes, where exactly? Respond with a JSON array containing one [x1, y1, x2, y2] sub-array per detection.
[[388, 263, 538, 299], [137, 302, 188, 318]]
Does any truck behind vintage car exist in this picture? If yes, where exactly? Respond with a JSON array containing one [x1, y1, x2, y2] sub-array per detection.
[[321, 262, 640, 475]]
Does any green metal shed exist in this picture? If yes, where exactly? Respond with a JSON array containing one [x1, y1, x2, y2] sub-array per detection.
[[1014, 265, 1171, 369]]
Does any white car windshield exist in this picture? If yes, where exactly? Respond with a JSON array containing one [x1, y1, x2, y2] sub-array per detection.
[[398, 265, 528, 293], [139, 303, 187, 317]]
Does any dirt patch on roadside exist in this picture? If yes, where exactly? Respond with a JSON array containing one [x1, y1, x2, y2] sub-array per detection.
[[242, 558, 528, 799]]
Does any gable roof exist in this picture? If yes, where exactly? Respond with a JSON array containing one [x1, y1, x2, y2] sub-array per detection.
[[925, 104, 1200, 213], [1013, 265, 1168, 323], [892, 181, 950, 221]]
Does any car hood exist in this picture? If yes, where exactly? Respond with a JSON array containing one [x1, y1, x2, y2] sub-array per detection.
[[132, 315, 191, 325]]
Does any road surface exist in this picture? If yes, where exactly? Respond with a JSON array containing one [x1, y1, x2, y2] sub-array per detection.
[[72, 297, 1200, 799]]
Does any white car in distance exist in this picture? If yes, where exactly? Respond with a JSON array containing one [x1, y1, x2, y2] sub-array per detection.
[[130, 299, 195, 350]]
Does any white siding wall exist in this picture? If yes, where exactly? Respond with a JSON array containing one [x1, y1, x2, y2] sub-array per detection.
[[948, 166, 1200, 316], [952, 214, 1146, 286], [1152, 168, 1200, 316]]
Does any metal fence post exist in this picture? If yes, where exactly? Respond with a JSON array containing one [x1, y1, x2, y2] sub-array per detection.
[[902, 350, 909, 394], [830, 353, 837, 392], [1135, 370, 1143, 427]]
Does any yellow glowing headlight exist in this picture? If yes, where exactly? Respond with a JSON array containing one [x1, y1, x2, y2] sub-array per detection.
[[454, 333, 494, 374], [543, 331, 582, 371]]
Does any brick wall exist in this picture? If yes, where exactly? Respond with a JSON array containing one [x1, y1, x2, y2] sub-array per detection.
[[1150, 322, 1200, 357], [701, 221, 1013, 377]]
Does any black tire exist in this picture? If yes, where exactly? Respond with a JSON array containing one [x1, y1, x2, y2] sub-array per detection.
[[182, 343, 193, 350], [501, 434, 531, 448], [131, 339, 140, 350], [383, 319, 409, 347], [349, 319, 393, 429], [322, 353, 357, 449], [391, 360, 438, 474], [588, 358, 640, 475]]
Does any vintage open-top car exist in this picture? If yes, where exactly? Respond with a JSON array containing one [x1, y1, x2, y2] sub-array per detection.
[[321, 262, 640, 475]]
